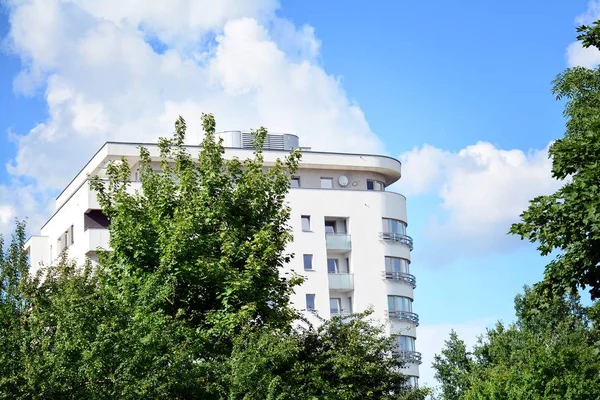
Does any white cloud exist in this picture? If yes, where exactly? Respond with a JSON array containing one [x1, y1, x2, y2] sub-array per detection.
[[2, 0, 382, 231], [396, 142, 562, 263], [566, 1, 600, 68], [418, 317, 497, 390], [0, 205, 15, 225]]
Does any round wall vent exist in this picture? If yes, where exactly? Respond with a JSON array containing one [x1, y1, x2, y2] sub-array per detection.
[[338, 175, 349, 187]]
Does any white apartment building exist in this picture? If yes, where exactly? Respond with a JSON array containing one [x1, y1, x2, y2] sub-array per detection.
[[25, 131, 420, 385]]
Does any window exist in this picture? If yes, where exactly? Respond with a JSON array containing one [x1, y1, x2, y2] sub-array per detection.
[[330, 298, 341, 315], [397, 335, 416, 352], [290, 177, 300, 188], [388, 295, 412, 312], [320, 177, 333, 189], [324, 220, 336, 234], [367, 179, 384, 191], [406, 376, 419, 388], [303, 254, 313, 270], [382, 218, 407, 235], [70, 225, 74, 245], [348, 296, 353, 313], [327, 259, 338, 273], [306, 294, 316, 310], [385, 257, 410, 274], [301, 215, 311, 231]]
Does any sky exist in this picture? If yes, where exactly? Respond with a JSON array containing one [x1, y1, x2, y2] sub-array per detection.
[[1, 0, 599, 389]]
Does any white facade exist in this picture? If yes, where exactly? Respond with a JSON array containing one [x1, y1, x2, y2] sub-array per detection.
[[25, 135, 421, 383]]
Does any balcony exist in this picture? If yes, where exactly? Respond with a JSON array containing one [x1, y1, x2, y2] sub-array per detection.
[[388, 310, 419, 326], [84, 228, 111, 254], [328, 273, 354, 291], [380, 232, 414, 250], [395, 350, 422, 365], [382, 271, 417, 288], [325, 233, 351, 251]]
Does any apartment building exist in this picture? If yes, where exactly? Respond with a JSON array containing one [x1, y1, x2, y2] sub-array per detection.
[[25, 131, 421, 385]]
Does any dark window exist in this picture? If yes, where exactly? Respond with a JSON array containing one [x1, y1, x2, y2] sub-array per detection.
[[303, 254, 313, 270], [306, 294, 316, 310]]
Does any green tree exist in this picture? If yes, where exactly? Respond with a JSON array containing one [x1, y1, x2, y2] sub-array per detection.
[[509, 20, 600, 300], [432, 286, 600, 400]]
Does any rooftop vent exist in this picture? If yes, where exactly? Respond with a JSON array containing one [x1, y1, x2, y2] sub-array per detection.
[[217, 131, 299, 151]]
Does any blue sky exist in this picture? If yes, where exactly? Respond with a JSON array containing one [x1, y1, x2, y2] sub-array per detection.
[[0, 0, 596, 387]]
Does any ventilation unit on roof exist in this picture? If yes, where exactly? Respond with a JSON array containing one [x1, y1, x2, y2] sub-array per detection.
[[218, 130, 299, 151]]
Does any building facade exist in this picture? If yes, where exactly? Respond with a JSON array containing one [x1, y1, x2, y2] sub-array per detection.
[[25, 131, 421, 384]]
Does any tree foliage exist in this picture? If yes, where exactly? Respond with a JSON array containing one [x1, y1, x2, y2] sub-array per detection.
[[0, 114, 428, 399], [432, 286, 600, 400], [509, 20, 600, 299]]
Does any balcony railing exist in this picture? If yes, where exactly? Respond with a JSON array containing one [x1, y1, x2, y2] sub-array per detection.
[[325, 233, 351, 251], [379, 232, 414, 250], [394, 350, 422, 365], [328, 273, 354, 291], [388, 310, 419, 326], [382, 271, 417, 288], [84, 227, 111, 254]]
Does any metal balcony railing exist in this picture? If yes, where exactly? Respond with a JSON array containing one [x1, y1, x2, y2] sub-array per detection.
[[379, 232, 414, 250], [325, 233, 351, 251], [382, 271, 417, 288], [388, 310, 419, 326], [394, 350, 422, 365], [328, 273, 354, 291]]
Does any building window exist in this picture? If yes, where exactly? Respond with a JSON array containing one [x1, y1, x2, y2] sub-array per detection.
[[397, 335, 416, 352], [306, 294, 316, 311], [324, 220, 336, 234], [367, 179, 384, 191], [290, 177, 300, 188], [330, 298, 341, 315], [348, 296, 353, 313], [320, 177, 333, 189], [70, 225, 74, 245], [385, 257, 410, 274], [303, 254, 313, 270], [301, 215, 311, 231], [406, 376, 419, 388], [388, 295, 412, 312], [327, 259, 339, 273], [382, 218, 407, 235]]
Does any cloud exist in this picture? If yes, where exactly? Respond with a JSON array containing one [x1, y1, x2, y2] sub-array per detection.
[[566, 1, 600, 68], [418, 317, 497, 390], [2, 0, 382, 231], [396, 142, 562, 263]]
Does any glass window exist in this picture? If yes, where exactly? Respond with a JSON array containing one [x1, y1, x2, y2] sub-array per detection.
[[303, 254, 313, 270], [348, 296, 353, 313], [324, 220, 336, 234], [330, 298, 341, 314], [388, 295, 412, 312], [301, 215, 311, 231], [398, 336, 416, 352], [382, 218, 407, 235], [327, 259, 338, 273], [306, 294, 315, 310], [320, 177, 333, 189], [385, 257, 410, 274], [290, 177, 300, 188], [367, 179, 384, 191]]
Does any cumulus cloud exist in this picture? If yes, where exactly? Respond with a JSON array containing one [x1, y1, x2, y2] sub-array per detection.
[[2, 0, 382, 231], [396, 142, 562, 263], [418, 317, 497, 390], [566, 1, 600, 68]]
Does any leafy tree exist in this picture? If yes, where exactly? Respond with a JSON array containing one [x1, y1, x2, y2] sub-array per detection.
[[0, 114, 429, 399], [509, 20, 600, 299], [432, 286, 600, 400]]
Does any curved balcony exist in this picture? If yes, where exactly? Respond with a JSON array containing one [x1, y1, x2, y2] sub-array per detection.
[[380, 232, 413, 250], [388, 310, 419, 326], [395, 350, 422, 365], [382, 271, 416, 288]]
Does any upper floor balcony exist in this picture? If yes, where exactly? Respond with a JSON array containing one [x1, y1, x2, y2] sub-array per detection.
[[325, 233, 351, 251], [382, 271, 417, 288], [84, 227, 111, 254], [379, 232, 413, 250], [328, 273, 354, 291], [388, 310, 419, 326], [395, 350, 422, 365]]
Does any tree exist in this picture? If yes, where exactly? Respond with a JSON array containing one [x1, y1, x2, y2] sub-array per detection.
[[509, 20, 600, 300], [1, 114, 429, 399], [432, 286, 600, 400]]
